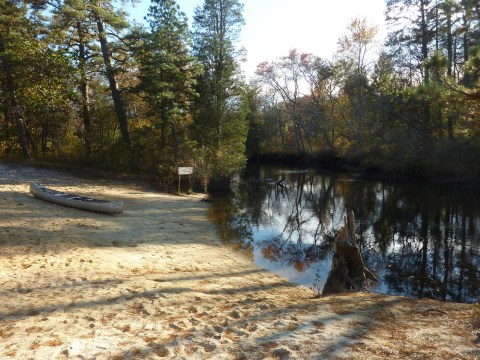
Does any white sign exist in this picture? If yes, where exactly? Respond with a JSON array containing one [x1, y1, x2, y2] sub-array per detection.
[[178, 167, 193, 175]]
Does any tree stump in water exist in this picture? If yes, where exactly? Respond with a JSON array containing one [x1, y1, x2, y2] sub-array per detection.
[[322, 211, 377, 296]]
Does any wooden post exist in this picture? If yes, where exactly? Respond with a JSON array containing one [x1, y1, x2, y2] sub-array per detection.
[[322, 211, 377, 296]]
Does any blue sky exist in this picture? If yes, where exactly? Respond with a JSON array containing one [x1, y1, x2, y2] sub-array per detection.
[[127, 0, 387, 78]]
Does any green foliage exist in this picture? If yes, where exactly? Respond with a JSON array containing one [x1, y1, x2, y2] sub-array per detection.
[[135, 0, 203, 177], [125, 0, 211, 189], [190, 0, 247, 190], [1, 0, 479, 186]]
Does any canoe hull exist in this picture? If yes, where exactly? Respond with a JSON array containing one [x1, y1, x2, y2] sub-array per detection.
[[29, 182, 124, 214]]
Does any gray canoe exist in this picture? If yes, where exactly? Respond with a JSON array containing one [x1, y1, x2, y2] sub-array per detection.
[[30, 182, 124, 214]]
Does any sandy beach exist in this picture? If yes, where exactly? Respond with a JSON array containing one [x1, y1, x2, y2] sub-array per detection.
[[0, 163, 478, 359]]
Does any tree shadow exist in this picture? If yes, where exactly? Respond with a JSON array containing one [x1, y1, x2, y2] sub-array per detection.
[[0, 163, 476, 359], [104, 289, 467, 359]]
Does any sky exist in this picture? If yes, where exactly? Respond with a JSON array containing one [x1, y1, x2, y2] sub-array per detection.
[[127, 0, 387, 78]]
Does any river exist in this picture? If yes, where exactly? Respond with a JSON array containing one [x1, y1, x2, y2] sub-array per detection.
[[208, 164, 480, 303]]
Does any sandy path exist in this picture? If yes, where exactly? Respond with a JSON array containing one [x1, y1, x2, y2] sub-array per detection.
[[0, 163, 478, 359]]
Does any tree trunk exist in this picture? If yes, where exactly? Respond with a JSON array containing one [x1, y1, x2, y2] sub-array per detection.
[[54, 117, 62, 156], [77, 21, 92, 159], [171, 122, 180, 162], [41, 117, 48, 155], [461, 6, 472, 87], [420, 0, 430, 86], [96, 17, 131, 146], [420, 0, 431, 146], [0, 35, 31, 159], [322, 211, 377, 296], [445, 9, 455, 141]]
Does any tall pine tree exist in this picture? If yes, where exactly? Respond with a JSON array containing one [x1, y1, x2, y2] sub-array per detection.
[[191, 0, 248, 189], [136, 0, 202, 174]]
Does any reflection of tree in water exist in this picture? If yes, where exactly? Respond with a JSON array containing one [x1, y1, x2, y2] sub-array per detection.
[[368, 183, 480, 302], [254, 172, 337, 272], [209, 165, 480, 303], [207, 195, 255, 260], [258, 235, 334, 273]]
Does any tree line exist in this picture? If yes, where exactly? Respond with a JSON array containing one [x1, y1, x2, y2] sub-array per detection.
[[252, 1, 479, 179], [1, 0, 479, 191]]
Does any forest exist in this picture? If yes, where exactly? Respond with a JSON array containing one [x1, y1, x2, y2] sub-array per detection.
[[1, 0, 479, 191]]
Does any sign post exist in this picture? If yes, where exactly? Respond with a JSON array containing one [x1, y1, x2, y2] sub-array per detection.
[[178, 167, 193, 193]]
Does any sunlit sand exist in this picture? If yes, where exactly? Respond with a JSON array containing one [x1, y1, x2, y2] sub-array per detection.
[[0, 164, 477, 359]]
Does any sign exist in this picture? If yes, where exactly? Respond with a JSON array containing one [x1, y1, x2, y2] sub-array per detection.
[[178, 167, 193, 175], [177, 167, 193, 194]]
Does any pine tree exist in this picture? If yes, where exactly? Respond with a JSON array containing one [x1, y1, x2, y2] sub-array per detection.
[[51, 0, 135, 158], [136, 0, 202, 173], [191, 0, 248, 189], [91, 0, 132, 146], [386, 0, 436, 146], [0, 0, 34, 159], [51, 0, 98, 158]]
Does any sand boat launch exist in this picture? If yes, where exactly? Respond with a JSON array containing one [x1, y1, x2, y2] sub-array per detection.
[[29, 182, 125, 214]]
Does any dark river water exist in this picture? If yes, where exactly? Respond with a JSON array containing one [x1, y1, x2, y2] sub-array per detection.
[[208, 165, 480, 303]]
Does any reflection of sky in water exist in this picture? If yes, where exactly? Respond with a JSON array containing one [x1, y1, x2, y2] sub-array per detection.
[[251, 225, 332, 290], [252, 218, 476, 302], [214, 166, 480, 303]]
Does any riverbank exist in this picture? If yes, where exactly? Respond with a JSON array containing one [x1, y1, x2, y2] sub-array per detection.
[[0, 163, 478, 359], [247, 152, 480, 184]]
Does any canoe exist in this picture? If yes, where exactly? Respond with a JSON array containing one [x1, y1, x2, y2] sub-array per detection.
[[29, 182, 124, 214]]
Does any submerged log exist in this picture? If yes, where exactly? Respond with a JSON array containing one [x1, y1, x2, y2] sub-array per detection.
[[322, 211, 378, 296]]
